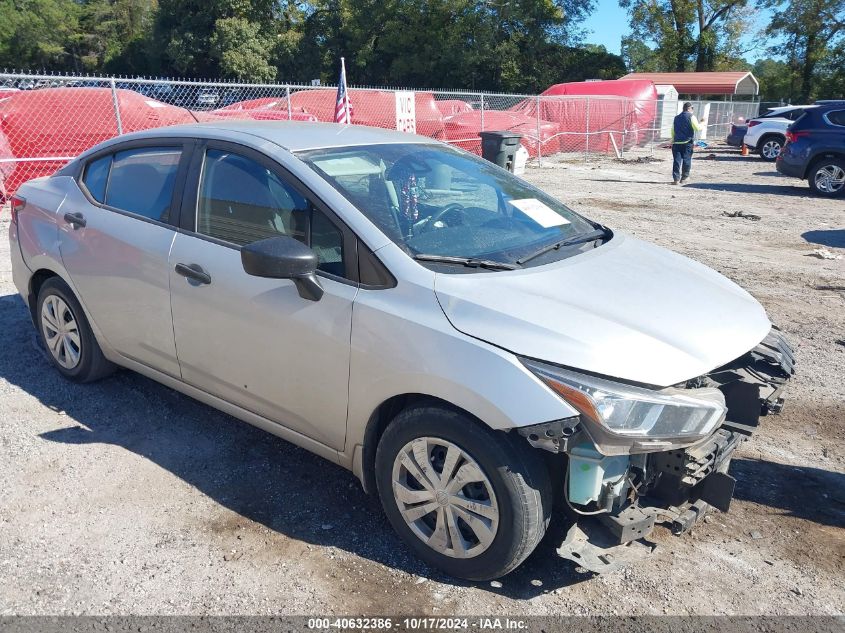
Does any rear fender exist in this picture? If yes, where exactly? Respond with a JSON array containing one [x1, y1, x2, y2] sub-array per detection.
[[804, 151, 845, 179]]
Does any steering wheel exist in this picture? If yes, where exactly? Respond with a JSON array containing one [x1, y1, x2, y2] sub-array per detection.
[[421, 203, 468, 232]]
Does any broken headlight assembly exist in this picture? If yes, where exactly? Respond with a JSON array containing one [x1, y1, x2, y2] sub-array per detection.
[[521, 358, 727, 455]]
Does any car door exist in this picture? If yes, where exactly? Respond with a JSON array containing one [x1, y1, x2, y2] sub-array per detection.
[[58, 140, 193, 378], [168, 141, 357, 450]]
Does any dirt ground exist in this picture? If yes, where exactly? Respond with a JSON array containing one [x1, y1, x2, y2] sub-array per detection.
[[0, 144, 842, 617]]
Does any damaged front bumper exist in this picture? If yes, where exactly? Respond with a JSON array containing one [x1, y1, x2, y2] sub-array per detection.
[[529, 329, 796, 573], [556, 430, 740, 574]]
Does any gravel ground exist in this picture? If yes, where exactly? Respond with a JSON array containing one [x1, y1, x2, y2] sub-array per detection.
[[0, 144, 843, 616]]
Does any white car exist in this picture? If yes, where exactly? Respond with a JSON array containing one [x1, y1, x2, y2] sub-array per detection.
[[196, 88, 220, 108], [745, 105, 814, 160]]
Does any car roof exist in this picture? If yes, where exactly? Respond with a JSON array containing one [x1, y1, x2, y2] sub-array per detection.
[[121, 120, 436, 152], [763, 105, 815, 115]]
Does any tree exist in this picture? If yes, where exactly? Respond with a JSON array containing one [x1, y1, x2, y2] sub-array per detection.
[[210, 17, 276, 81], [764, 0, 844, 102], [152, 0, 281, 80], [815, 40, 844, 100], [0, 0, 618, 91], [752, 57, 795, 102], [0, 0, 82, 71], [77, 0, 158, 73], [621, 36, 660, 71], [286, 0, 597, 92], [619, 0, 752, 71]]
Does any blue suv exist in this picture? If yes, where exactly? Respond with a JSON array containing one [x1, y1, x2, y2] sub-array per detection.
[[776, 102, 845, 197]]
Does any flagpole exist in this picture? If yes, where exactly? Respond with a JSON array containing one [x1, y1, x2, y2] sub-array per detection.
[[341, 57, 350, 125]]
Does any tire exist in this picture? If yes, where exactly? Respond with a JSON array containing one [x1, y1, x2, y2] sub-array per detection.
[[36, 277, 115, 382], [757, 135, 784, 161], [808, 157, 845, 198], [375, 405, 552, 580]]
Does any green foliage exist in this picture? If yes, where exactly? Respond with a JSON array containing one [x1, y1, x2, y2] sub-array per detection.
[[752, 57, 795, 101], [815, 41, 844, 100], [210, 17, 276, 81], [0, 0, 628, 91], [763, 0, 844, 102], [278, 0, 610, 92], [0, 0, 838, 98], [80, 0, 158, 74], [0, 0, 82, 70], [621, 36, 661, 71], [618, 0, 750, 72]]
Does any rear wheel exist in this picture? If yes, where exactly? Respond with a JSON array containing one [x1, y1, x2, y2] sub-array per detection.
[[36, 278, 115, 382], [808, 158, 845, 198], [375, 405, 552, 580], [758, 135, 784, 161]]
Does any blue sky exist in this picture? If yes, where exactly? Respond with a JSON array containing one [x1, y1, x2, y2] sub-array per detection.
[[581, 0, 774, 63], [581, 0, 630, 55]]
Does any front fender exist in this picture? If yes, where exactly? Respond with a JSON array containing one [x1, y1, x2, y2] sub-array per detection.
[[344, 277, 577, 465]]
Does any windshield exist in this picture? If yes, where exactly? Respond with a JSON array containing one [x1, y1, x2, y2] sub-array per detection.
[[297, 143, 601, 267]]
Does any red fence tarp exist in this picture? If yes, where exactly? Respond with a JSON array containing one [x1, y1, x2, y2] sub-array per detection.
[[218, 90, 447, 139], [1, 81, 662, 198], [511, 80, 658, 153], [0, 88, 195, 195], [443, 110, 560, 158]]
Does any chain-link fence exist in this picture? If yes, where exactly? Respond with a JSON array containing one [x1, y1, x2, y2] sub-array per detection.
[[0, 72, 759, 198]]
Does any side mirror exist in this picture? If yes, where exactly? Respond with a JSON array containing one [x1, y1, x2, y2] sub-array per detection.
[[241, 236, 324, 301]]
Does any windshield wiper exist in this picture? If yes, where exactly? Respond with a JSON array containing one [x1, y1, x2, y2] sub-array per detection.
[[516, 226, 612, 265], [413, 254, 521, 271]]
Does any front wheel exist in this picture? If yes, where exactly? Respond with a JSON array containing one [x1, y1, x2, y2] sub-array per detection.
[[808, 158, 845, 198], [375, 405, 552, 580]]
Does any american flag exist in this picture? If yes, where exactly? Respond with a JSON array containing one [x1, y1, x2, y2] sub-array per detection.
[[335, 57, 353, 125]]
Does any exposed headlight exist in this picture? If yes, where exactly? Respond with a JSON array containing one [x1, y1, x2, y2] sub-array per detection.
[[522, 358, 726, 453]]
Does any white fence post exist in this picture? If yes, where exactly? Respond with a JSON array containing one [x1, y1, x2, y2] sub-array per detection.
[[109, 78, 123, 135], [286, 85, 292, 121], [479, 93, 485, 131], [621, 97, 628, 157]]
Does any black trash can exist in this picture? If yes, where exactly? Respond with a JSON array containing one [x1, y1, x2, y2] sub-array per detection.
[[479, 131, 523, 172]]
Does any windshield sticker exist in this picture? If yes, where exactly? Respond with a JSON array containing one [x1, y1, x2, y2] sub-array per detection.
[[509, 199, 570, 228]]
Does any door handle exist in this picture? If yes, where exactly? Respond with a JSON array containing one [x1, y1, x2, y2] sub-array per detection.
[[175, 263, 212, 285], [63, 212, 86, 229]]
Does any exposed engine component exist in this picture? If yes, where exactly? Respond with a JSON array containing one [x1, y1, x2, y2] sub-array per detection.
[[551, 329, 795, 573]]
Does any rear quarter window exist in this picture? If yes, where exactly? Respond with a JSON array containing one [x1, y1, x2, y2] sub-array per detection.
[[825, 110, 845, 127], [82, 155, 111, 203]]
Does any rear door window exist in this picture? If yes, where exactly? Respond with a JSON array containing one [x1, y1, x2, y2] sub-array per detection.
[[103, 147, 182, 222]]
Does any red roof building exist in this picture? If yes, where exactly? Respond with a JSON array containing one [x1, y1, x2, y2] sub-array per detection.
[[620, 72, 759, 96]]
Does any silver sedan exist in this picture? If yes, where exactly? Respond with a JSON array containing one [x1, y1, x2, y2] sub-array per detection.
[[8, 121, 792, 579]]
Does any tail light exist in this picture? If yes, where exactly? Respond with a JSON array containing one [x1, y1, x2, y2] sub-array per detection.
[[748, 120, 761, 127], [785, 130, 810, 143], [9, 194, 26, 224]]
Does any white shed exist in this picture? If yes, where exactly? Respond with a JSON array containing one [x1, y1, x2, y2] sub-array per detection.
[[655, 84, 679, 138]]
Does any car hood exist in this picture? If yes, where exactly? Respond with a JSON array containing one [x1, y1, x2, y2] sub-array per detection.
[[434, 233, 771, 387]]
